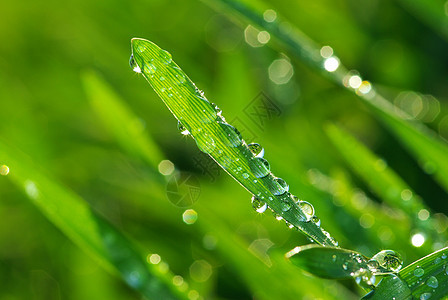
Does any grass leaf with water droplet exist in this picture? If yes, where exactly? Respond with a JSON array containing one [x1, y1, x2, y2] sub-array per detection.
[[130, 37, 338, 247], [286, 244, 369, 279], [0, 139, 189, 300], [363, 247, 448, 299], [203, 0, 448, 194]]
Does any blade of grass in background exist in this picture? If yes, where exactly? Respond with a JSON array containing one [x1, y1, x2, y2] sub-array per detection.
[[130, 38, 338, 247], [0, 139, 189, 300], [203, 0, 448, 194], [82, 70, 164, 170], [362, 246, 448, 299], [325, 123, 446, 247], [395, 0, 448, 40]]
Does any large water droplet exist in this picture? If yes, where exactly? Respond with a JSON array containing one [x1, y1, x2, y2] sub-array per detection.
[[426, 276, 438, 288], [129, 55, 141, 73], [280, 200, 291, 212], [159, 49, 172, 64], [311, 216, 321, 227], [177, 121, 190, 135], [143, 62, 157, 75], [249, 157, 270, 178], [218, 122, 242, 147], [369, 250, 403, 274], [169, 66, 186, 84], [248, 143, 264, 158], [252, 196, 267, 213], [298, 201, 314, 221], [270, 177, 288, 195], [420, 292, 432, 300], [242, 173, 249, 179], [195, 131, 216, 154], [414, 267, 425, 277]]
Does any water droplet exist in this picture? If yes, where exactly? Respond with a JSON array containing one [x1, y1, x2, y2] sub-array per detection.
[[177, 122, 190, 135], [143, 62, 156, 75], [434, 257, 441, 265], [280, 200, 291, 212], [442, 253, 447, 259], [311, 216, 321, 227], [332, 255, 337, 262], [194, 131, 216, 154], [420, 292, 432, 300], [242, 173, 249, 179], [298, 201, 314, 221], [290, 194, 299, 203], [272, 210, 283, 220], [369, 250, 403, 274], [159, 49, 172, 64], [218, 122, 242, 147], [426, 276, 438, 288], [414, 267, 425, 277], [137, 44, 146, 53], [249, 157, 270, 178], [248, 143, 264, 158], [342, 263, 348, 270], [129, 55, 141, 73], [169, 66, 186, 84], [252, 196, 267, 213], [270, 177, 288, 195]]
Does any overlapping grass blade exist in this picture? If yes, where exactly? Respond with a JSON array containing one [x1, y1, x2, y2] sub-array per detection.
[[130, 37, 338, 247], [0, 139, 188, 300], [325, 123, 444, 246], [286, 244, 369, 280], [82, 70, 164, 169], [363, 247, 448, 299], [203, 0, 448, 194]]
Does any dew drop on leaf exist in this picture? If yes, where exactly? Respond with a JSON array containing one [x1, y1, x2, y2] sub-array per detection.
[[248, 143, 264, 158], [420, 292, 432, 300], [249, 157, 270, 178], [159, 49, 173, 64], [414, 267, 424, 277], [280, 200, 291, 212], [298, 201, 314, 221], [194, 131, 216, 154], [218, 122, 242, 147], [251, 196, 267, 213], [177, 121, 190, 135], [426, 276, 438, 288], [270, 177, 288, 195], [369, 250, 403, 274]]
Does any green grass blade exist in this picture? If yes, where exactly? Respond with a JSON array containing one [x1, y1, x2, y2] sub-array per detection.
[[203, 0, 448, 194], [130, 38, 338, 247], [0, 139, 188, 300], [395, 0, 448, 40], [82, 70, 164, 170], [325, 123, 443, 245], [363, 247, 448, 299], [286, 244, 369, 280]]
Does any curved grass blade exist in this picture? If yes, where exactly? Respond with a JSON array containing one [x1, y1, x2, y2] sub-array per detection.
[[203, 0, 448, 194], [82, 70, 164, 170], [130, 38, 338, 247], [363, 247, 448, 299], [0, 139, 189, 300], [325, 123, 444, 245], [286, 244, 370, 280]]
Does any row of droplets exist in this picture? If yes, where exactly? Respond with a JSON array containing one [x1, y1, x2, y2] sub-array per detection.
[[130, 43, 336, 245]]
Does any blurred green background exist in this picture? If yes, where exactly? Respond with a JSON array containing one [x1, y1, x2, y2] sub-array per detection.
[[1, 0, 448, 299]]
